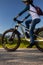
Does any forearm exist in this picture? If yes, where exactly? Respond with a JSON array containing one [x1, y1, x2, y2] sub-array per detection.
[[14, 11, 26, 19], [14, 6, 30, 22], [22, 14, 30, 21], [15, 6, 29, 18], [18, 9, 27, 16]]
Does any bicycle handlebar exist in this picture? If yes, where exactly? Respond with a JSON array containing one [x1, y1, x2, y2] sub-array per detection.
[[14, 19, 23, 24], [13, 14, 30, 23]]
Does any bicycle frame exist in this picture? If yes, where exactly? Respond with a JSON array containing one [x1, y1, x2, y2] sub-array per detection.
[[15, 22, 28, 37], [14, 20, 43, 42]]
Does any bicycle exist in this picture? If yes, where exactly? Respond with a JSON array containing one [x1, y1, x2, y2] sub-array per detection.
[[2, 17, 43, 52]]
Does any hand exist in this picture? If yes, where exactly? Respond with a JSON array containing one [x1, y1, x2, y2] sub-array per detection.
[[13, 15, 19, 21], [21, 21, 23, 23], [13, 17, 16, 21], [17, 20, 23, 24]]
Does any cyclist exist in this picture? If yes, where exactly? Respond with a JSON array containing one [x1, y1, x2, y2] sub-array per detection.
[[14, 0, 41, 48]]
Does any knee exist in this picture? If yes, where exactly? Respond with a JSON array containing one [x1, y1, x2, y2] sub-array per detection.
[[25, 19, 32, 25]]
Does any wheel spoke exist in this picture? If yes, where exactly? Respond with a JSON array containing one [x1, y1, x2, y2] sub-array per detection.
[[2, 29, 20, 51]]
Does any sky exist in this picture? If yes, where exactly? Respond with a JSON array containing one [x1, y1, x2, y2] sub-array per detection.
[[0, 0, 43, 33]]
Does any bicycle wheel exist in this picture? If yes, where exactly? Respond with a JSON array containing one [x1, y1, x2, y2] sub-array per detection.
[[35, 27, 43, 52], [2, 28, 21, 51]]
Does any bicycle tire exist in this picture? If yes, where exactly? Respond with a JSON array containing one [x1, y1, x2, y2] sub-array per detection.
[[35, 27, 43, 52], [2, 28, 21, 51]]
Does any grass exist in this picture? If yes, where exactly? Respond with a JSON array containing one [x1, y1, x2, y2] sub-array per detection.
[[0, 44, 3, 48], [0, 40, 35, 48], [0, 39, 43, 48], [19, 40, 36, 48]]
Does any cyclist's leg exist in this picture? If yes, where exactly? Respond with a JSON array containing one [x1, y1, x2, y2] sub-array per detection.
[[25, 19, 32, 29], [25, 19, 32, 38], [29, 18, 40, 46]]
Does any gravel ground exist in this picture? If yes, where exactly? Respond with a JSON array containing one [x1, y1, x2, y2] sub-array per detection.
[[0, 48, 43, 65]]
